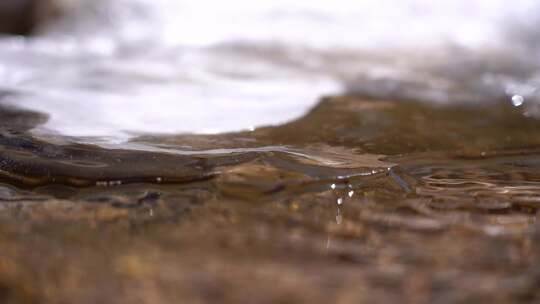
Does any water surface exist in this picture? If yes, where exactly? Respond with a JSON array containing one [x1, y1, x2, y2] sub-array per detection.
[[1, 1, 540, 303]]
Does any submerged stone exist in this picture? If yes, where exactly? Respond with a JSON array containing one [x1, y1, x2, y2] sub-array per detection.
[[1, 97, 540, 303]]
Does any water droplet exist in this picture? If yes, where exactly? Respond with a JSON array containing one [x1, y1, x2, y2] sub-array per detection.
[[336, 214, 342, 225], [511, 95, 524, 107], [337, 197, 343, 205], [348, 190, 354, 198], [336, 207, 342, 225], [330, 183, 336, 190]]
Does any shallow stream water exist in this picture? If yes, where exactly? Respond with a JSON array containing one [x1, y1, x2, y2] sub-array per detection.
[[1, 1, 540, 303]]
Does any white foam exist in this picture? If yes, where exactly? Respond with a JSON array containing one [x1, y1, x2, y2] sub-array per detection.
[[1, 0, 539, 141]]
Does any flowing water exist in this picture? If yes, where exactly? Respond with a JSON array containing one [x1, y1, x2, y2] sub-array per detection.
[[1, 1, 540, 303]]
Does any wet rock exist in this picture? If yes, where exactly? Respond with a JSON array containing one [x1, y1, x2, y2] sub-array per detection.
[[0, 0, 70, 35], [0, 103, 49, 132]]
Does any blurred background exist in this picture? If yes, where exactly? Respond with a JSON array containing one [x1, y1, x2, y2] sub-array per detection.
[[1, 0, 539, 142]]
